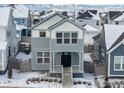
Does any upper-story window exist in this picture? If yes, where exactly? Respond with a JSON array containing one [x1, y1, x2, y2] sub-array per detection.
[[96, 21, 99, 26], [72, 33, 78, 44], [56, 33, 62, 44], [40, 32, 46, 37], [22, 19, 25, 24], [64, 33, 70, 44], [56, 32, 78, 44]]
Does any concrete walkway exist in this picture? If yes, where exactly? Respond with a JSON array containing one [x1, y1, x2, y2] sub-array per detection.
[[63, 67, 72, 88]]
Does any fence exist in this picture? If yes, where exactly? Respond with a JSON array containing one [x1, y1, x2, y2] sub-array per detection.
[[84, 61, 94, 73], [9, 58, 31, 72]]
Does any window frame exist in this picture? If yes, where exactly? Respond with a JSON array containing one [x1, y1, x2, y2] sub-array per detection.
[[56, 32, 63, 44], [39, 32, 46, 37], [37, 52, 50, 64], [114, 56, 124, 71]]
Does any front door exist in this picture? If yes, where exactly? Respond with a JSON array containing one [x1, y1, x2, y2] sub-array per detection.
[[61, 52, 71, 67]]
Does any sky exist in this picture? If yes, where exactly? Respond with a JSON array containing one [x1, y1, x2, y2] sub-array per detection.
[[1, 0, 124, 5]]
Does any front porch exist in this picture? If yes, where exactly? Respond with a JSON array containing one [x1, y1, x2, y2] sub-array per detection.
[[49, 52, 84, 78]]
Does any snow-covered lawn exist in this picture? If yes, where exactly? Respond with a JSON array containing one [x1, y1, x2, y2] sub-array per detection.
[[0, 70, 62, 88], [73, 73, 97, 88]]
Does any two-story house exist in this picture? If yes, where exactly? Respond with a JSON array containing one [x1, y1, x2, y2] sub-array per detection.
[[0, 7, 18, 74], [93, 24, 124, 77], [31, 13, 85, 78]]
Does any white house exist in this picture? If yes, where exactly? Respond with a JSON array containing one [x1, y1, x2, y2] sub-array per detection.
[[83, 24, 100, 53], [0, 7, 18, 74]]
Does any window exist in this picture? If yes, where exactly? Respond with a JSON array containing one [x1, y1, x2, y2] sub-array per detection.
[[40, 32, 46, 37], [56, 33, 62, 44], [116, 22, 119, 25], [114, 56, 124, 70], [72, 33, 78, 44], [96, 21, 99, 25], [22, 19, 25, 24], [64, 33, 70, 44], [37, 52, 50, 63]]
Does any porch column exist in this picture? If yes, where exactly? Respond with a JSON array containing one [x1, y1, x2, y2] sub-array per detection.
[[53, 52, 55, 72], [79, 52, 83, 72], [50, 51, 52, 72]]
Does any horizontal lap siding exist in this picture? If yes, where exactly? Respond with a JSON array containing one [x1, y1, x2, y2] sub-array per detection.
[[110, 44, 124, 76]]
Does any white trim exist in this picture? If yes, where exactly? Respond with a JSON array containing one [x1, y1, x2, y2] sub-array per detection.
[[2, 51, 4, 70], [109, 74, 124, 77], [107, 40, 124, 54], [114, 56, 124, 71], [108, 53, 110, 76], [53, 52, 55, 72]]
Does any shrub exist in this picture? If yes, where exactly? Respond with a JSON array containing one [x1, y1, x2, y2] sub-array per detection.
[[48, 79, 53, 82], [45, 78, 48, 81], [54, 78, 58, 82], [83, 81, 86, 85], [8, 64, 13, 79], [77, 81, 82, 84], [58, 80, 62, 84], [73, 81, 77, 85], [40, 78, 44, 81]]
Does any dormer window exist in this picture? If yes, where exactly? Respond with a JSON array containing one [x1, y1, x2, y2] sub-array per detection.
[[40, 32, 46, 37]]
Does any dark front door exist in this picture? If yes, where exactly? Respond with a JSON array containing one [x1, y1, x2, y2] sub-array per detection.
[[61, 52, 71, 67]]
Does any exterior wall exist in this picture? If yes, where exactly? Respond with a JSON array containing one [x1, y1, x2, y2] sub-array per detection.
[[76, 19, 101, 30], [51, 39, 83, 52], [31, 50, 50, 71], [31, 37, 50, 50], [0, 27, 6, 42], [109, 44, 124, 76]]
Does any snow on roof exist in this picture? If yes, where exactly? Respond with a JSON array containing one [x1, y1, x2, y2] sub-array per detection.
[[0, 7, 11, 26], [84, 53, 93, 62], [113, 13, 124, 21], [16, 24, 27, 30], [0, 42, 7, 50], [13, 5, 29, 18], [104, 24, 124, 50], [88, 11, 101, 20], [83, 24, 99, 32], [40, 11, 56, 19], [15, 52, 31, 61]]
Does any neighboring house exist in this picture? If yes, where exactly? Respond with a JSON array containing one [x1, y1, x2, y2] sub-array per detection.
[[31, 13, 85, 78], [108, 11, 122, 24], [0, 7, 18, 74], [83, 24, 100, 53], [12, 5, 30, 37], [93, 24, 124, 77], [76, 10, 101, 30]]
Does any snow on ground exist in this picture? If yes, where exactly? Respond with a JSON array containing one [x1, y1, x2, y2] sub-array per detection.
[[84, 53, 93, 62], [73, 73, 96, 88], [0, 70, 62, 88], [15, 52, 31, 61]]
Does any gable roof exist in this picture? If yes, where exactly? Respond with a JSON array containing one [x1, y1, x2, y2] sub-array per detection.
[[104, 24, 124, 51], [13, 5, 29, 18], [0, 7, 11, 26], [48, 18, 84, 31], [83, 24, 99, 32], [109, 11, 122, 20], [113, 13, 124, 21], [30, 13, 67, 30]]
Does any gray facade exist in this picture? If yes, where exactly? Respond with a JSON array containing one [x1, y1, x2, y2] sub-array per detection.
[[109, 44, 124, 76]]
